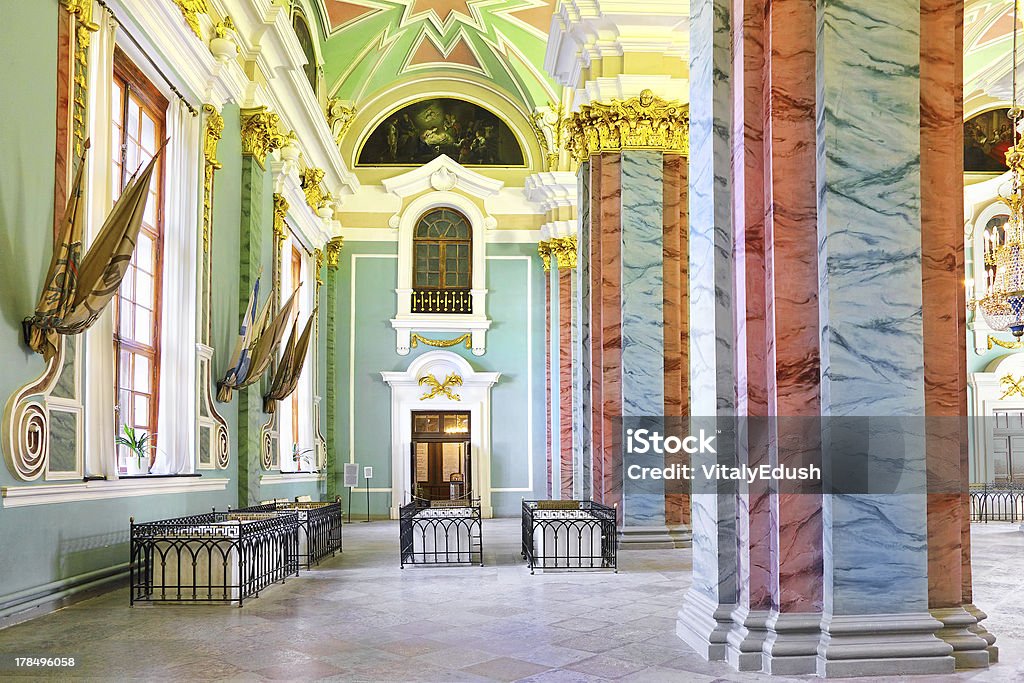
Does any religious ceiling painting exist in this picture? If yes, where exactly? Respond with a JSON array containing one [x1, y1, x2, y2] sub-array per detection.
[[965, 107, 1012, 172], [315, 0, 558, 111], [357, 98, 525, 165]]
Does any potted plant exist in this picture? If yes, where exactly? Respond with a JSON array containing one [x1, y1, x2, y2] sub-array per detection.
[[116, 425, 151, 476]]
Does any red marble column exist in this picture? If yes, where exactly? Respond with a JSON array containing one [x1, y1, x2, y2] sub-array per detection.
[[53, 6, 73, 239], [763, 0, 822, 616], [545, 271, 553, 499], [664, 154, 690, 526], [589, 159, 606, 505], [597, 155, 623, 511], [733, 0, 773, 618], [559, 267, 574, 499]]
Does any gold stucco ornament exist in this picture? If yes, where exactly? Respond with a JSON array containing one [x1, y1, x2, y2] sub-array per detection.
[[240, 108, 287, 168], [419, 373, 463, 401], [564, 89, 689, 162]]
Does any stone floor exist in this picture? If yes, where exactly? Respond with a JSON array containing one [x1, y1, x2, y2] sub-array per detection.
[[0, 519, 1020, 682]]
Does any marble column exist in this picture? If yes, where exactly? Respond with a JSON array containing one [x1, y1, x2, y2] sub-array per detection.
[[574, 163, 593, 500], [545, 261, 554, 498], [558, 254, 575, 500], [676, 0, 740, 659], [237, 153, 267, 507], [324, 240, 342, 502]]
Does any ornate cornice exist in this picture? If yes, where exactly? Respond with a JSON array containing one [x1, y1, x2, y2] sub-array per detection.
[[240, 107, 286, 169], [273, 193, 289, 243], [564, 89, 689, 161], [326, 237, 344, 269], [171, 0, 208, 38]]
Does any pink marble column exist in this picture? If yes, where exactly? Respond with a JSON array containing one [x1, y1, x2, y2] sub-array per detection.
[[664, 154, 690, 526], [559, 269, 574, 499], [763, 0, 823, 617], [597, 154, 623, 511], [52, 6, 72, 239], [545, 273, 553, 499], [589, 158, 606, 505]]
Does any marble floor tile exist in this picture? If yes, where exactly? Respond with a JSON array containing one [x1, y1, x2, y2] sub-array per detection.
[[0, 519, 1019, 681]]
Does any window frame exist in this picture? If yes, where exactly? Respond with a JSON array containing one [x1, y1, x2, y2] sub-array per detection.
[[111, 47, 168, 476], [412, 208, 473, 291]]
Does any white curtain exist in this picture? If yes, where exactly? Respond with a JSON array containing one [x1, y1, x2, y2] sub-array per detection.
[[152, 99, 200, 474], [82, 3, 118, 478]]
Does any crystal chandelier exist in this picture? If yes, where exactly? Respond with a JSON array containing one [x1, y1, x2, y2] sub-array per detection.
[[978, 2, 1024, 339]]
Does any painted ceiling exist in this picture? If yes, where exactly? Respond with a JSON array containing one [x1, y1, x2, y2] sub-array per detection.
[[965, 0, 1018, 108], [313, 0, 559, 112]]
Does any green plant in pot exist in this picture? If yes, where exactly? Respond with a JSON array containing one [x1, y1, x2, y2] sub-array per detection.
[[115, 425, 151, 475]]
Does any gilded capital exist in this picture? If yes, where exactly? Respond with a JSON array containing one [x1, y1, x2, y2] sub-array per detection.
[[202, 104, 224, 169], [240, 107, 286, 169], [537, 240, 553, 272], [273, 193, 289, 243], [301, 167, 330, 211], [326, 237, 344, 269], [551, 236, 578, 270], [564, 89, 689, 161], [171, 0, 208, 38]]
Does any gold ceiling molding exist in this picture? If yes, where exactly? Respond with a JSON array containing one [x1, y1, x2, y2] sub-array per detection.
[[273, 193, 289, 243], [301, 167, 331, 211], [564, 89, 689, 162], [201, 104, 224, 254], [326, 237, 344, 269], [171, 0, 208, 38], [240, 107, 287, 169]]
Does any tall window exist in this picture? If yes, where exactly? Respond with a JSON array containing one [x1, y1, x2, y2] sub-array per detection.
[[290, 245, 302, 452], [412, 208, 472, 313], [292, 10, 318, 95], [112, 48, 166, 474]]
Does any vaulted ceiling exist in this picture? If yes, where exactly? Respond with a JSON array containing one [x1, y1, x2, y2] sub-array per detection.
[[966, 0, 1018, 111], [313, 0, 559, 112]]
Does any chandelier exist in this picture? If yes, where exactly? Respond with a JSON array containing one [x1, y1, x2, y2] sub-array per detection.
[[977, 2, 1024, 339]]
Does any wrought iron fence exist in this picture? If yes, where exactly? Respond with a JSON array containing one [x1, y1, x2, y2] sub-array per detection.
[[970, 483, 1024, 522], [522, 500, 617, 574], [411, 288, 472, 314], [399, 497, 483, 566], [237, 499, 343, 568], [129, 510, 299, 606]]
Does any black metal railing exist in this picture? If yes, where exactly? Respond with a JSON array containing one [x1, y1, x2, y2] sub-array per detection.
[[522, 500, 617, 574], [411, 289, 472, 314], [399, 496, 483, 567], [237, 499, 343, 568], [130, 510, 299, 606], [970, 482, 1024, 522]]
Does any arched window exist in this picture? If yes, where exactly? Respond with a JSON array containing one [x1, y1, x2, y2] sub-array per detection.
[[412, 208, 472, 313], [292, 10, 317, 95]]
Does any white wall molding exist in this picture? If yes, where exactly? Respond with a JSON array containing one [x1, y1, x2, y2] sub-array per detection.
[[544, 0, 689, 105], [259, 472, 325, 485], [381, 155, 505, 200], [381, 351, 500, 518], [1, 477, 230, 508]]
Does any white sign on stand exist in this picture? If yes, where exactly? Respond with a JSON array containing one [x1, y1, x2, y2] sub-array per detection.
[[343, 463, 359, 522]]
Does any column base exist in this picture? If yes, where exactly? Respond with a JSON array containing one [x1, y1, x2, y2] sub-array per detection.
[[617, 525, 675, 549], [931, 606, 991, 669], [676, 588, 734, 661], [724, 606, 770, 671], [761, 611, 821, 675], [963, 603, 999, 664], [667, 524, 692, 548], [816, 612, 954, 677]]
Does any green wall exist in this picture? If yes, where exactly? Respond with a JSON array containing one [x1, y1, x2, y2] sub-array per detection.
[[333, 241, 547, 517]]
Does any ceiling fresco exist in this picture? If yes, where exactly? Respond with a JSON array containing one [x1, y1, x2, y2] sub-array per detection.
[[313, 0, 559, 112]]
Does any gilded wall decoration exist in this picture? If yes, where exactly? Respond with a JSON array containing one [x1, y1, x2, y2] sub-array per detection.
[[410, 333, 472, 350], [327, 99, 356, 146], [326, 237, 344, 268], [171, 0, 208, 38], [419, 373, 463, 401], [999, 373, 1024, 400], [301, 167, 330, 211], [564, 89, 689, 161], [240, 108, 287, 169]]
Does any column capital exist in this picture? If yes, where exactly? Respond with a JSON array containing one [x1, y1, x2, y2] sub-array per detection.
[[564, 90, 689, 161], [326, 237, 344, 269], [240, 106, 287, 169]]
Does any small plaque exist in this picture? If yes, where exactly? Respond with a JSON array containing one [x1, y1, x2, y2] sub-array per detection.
[[363, 466, 374, 480], [343, 463, 359, 487]]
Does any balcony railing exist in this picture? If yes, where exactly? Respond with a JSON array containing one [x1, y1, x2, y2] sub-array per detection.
[[412, 289, 472, 314]]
